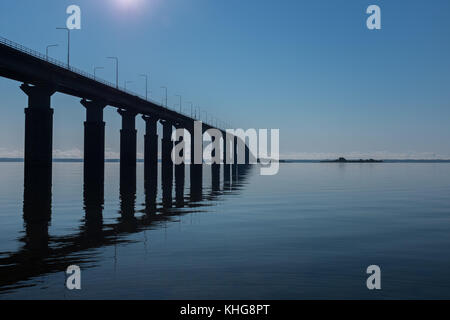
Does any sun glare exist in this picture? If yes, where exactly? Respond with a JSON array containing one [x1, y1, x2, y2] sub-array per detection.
[[115, 0, 144, 9]]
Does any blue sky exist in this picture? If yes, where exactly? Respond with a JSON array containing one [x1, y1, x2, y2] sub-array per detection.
[[0, 0, 449, 159]]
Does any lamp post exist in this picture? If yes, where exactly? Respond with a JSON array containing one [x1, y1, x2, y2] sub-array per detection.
[[94, 66, 104, 80], [196, 106, 201, 120], [175, 94, 182, 113], [161, 87, 168, 108], [45, 44, 58, 61], [56, 27, 70, 68], [139, 74, 149, 100], [107, 57, 119, 89], [186, 101, 193, 117]]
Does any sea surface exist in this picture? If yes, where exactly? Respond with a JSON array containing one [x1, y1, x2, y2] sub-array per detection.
[[1, 162, 450, 299]]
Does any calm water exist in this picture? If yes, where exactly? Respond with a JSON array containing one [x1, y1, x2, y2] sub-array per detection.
[[1, 162, 450, 299]]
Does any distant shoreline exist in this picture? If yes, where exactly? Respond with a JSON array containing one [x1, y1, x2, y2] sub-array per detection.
[[280, 159, 450, 163], [1, 158, 450, 163]]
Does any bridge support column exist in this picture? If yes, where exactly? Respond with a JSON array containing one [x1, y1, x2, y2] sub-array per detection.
[[174, 124, 185, 178], [189, 124, 203, 202], [175, 124, 186, 208], [21, 83, 55, 223], [174, 124, 185, 207], [142, 115, 158, 184], [223, 131, 231, 183], [160, 119, 173, 207], [118, 109, 137, 192], [232, 135, 238, 180], [160, 120, 174, 182], [81, 99, 106, 198], [211, 135, 220, 192]]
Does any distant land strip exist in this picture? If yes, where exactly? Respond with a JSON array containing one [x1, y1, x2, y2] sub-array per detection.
[[1, 158, 450, 163]]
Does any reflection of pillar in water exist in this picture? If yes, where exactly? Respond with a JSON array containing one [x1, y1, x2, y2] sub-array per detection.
[[145, 177, 158, 214], [232, 135, 238, 181], [83, 182, 104, 242], [23, 168, 52, 252], [142, 115, 158, 184], [120, 185, 136, 221], [211, 135, 220, 192]]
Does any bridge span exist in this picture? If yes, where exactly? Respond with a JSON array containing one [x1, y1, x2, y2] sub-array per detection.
[[0, 36, 251, 222]]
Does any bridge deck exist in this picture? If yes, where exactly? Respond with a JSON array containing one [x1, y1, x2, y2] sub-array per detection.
[[0, 36, 218, 130]]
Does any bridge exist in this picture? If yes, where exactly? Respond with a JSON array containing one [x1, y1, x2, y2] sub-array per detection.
[[0, 36, 252, 224]]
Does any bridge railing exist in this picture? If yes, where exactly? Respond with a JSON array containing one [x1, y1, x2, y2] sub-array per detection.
[[0, 36, 218, 127]]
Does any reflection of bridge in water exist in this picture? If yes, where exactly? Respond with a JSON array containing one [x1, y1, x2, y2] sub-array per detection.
[[0, 163, 254, 293]]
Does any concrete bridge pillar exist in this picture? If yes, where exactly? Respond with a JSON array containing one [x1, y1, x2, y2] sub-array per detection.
[[211, 135, 220, 191], [160, 119, 173, 207], [142, 115, 158, 183], [21, 83, 55, 222], [175, 126, 185, 208], [81, 99, 106, 198], [21, 84, 55, 179], [190, 125, 204, 175], [189, 123, 203, 202], [118, 109, 137, 192], [223, 131, 231, 183], [174, 123, 185, 206], [232, 135, 238, 180], [160, 119, 174, 181]]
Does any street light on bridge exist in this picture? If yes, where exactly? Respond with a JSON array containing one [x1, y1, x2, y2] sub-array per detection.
[[107, 57, 119, 89], [56, 27, 70, 68], [139, 74, 149, 100], [186, 101, 193, 117], [161, 87, 168, 108], [175, 94, 182, 113]]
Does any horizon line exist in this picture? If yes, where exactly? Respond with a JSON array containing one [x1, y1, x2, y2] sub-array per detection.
[[1, 158, 450, 163]]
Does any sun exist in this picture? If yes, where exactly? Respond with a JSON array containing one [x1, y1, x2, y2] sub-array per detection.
[[115, 0, 144, 9], [110, 0, 160, 19]]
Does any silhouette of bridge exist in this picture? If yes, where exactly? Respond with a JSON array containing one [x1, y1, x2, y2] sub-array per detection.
[[0, 36, 253, 226], [0, 36, 257, 293]]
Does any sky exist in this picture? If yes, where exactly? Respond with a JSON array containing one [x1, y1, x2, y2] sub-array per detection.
[[0, 0, 449, 159]]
